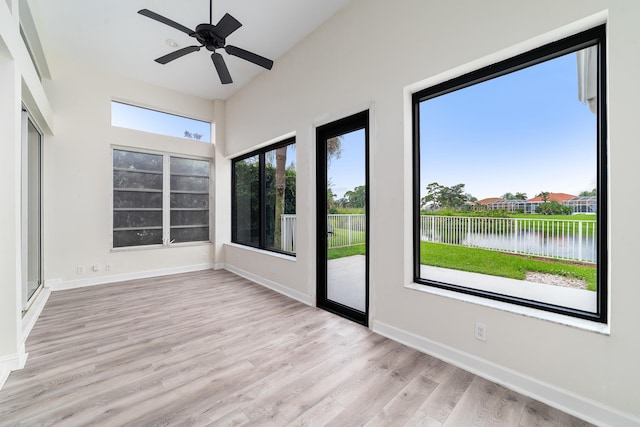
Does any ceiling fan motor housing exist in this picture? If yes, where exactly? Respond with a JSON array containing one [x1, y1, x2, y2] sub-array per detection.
[[194, 24, 225, 51]]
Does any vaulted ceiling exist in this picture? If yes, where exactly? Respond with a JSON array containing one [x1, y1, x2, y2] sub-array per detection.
[[25, 0, 351, 100]]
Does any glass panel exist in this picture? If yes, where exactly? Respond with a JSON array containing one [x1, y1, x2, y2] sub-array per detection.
[[170, 227, 210, 243], [265, 143, 296, 252], [113, 149, 163, 171], [113, 170, 163, 191], [170, 157, 210, 243], [171, 193, 209, 209], [113, 229, 163, 248], [111, 101, 211, 143], [170, 156, 210, 176], [170, 175, 209, 192], [170, 210, 209, 226], [113, 211, 162, 229], [233, 155, 260, 246], [26, 119, 41, 303], [417, 47, 598, 313], [114, 191, 163, 209], [326, 129, 366, 312], [113, 150, 163, 248]]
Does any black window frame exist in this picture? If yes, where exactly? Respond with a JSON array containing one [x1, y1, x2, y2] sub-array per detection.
[[231, 137, 296, 256], [412, 25, 607, 323]]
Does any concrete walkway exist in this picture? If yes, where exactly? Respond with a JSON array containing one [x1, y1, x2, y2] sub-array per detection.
[[421, 265, 596, 313], [327, 255, 366, 312], [323, 255, 596, 314]]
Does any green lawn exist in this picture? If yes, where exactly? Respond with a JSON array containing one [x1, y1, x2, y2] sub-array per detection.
[[327, 244, 366, 260], [420, 241, 597, 291]]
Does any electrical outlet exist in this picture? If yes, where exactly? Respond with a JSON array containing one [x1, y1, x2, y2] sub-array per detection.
[[92, 264, 100, 272], [475, 322, 487, 342], [77, 265, 86, 274], [105, 263, 112, 272]]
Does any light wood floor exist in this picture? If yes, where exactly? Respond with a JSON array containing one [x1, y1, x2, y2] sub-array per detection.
[[0, 269, 593, 426]]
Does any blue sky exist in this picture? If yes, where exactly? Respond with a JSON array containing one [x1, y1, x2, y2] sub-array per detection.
[[328, 50, 596, 203], [419, 50, 597, 200], [111, 101, 211, 142], [328, 129, 366, 199]]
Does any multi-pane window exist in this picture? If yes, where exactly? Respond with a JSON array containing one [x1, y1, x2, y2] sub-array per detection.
[[412, 26, 607, 322], [113, 149, 210, 248], [232, 138, 296, 255]]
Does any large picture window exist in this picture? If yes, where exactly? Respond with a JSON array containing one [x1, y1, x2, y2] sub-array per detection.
[[113, 149, 210, 248], [232, 138, 296, 255], [413, 26, 607, 322]]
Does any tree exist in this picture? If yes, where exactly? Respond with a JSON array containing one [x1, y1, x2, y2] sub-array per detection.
[[579, 188, 597, 197], [342, 185, 366, 209], [536, 191, 550, 202], [536, 201, 571, 215], [421, 182, 471, 210], [273, 146, 288, 249], [502, 192, 527, 200]]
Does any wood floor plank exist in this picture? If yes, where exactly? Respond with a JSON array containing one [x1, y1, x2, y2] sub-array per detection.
[[0, 269, 595, 426], [444, 376, 526, 426]]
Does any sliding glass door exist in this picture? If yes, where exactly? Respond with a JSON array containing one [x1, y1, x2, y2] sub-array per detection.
[[22, 110, 43, 311]]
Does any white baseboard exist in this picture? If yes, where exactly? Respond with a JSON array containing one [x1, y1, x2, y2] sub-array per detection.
[[213, 263, 225, 270], [22, 286, 51, 341], [0, 344, 27, 391], [224, 264, 313, 306], [372, 320, 639, 427], [47, 263, 217, 291]]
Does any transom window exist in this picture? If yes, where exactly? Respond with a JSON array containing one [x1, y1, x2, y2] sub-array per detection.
[[113, 149, 210, 248], [412, 26, 607, 322], [232, 138, 296, 255], [111, 101, 211, 142]]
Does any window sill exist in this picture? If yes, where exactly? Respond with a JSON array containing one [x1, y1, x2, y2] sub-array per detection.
[[110, 241, 212, 252], [406, 269, 609, 335], [225, 242, 297, 261]]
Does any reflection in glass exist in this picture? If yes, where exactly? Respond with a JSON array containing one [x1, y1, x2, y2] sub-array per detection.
[[326, 129, 366, 312], [112, 150, 163, 248], [417, 47, 599, 313], [265, 144, 296, 252], [234, 155, 260, 246], [170, 156, 210, 243]]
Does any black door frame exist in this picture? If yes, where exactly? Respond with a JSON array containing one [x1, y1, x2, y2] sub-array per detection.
[[316, 110, 369, 326]]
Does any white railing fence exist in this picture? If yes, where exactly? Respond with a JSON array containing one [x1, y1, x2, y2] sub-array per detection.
[[419, 215, 597, 263], [327, 214, 366, 248], [281, 214, 596, 263], [281, 214, 297, 252], [280, 214, 366, 252]]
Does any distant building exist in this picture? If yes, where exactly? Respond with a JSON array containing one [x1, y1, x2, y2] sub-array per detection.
[[477, 193, 596, 214]]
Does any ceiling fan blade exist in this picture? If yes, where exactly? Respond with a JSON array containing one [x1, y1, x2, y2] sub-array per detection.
[[211, 53, 233, 84], [155, 45, 201, 64], [214, 13, 242, 39], [225, 45, 273, 70], [138, 9, 195, 36]]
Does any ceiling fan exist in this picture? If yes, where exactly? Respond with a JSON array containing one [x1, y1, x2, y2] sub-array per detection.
[[138, 1, 274, 84]]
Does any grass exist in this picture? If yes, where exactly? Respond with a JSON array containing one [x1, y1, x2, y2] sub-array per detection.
[[327, 244, 366, 260], [420, 241, 597, 291]]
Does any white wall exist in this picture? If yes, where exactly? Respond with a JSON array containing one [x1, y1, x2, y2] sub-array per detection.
[[223, 0, 640, 423], [0, 0, 52, 382], [41, 58, 220, 288]]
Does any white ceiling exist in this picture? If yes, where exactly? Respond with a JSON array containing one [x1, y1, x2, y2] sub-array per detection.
[[26, 0, 351, 100]]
